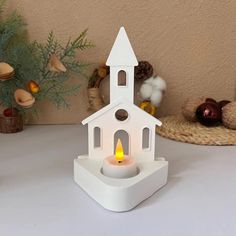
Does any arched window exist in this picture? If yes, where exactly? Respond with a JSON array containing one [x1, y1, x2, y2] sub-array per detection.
[[117, 70, 127, 86], [94, 127, 101, 148], [142, 127, 150, 149], [114, 130, 129, 155]]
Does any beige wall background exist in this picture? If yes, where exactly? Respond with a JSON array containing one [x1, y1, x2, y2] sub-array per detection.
[[5, 0, 236, 124]]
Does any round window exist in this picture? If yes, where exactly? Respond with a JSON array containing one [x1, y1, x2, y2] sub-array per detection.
[[115, 109, 129, 121]]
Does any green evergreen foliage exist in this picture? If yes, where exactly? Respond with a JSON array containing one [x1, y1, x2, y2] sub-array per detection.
[[0, 0, 93, 116], [0, 1, 33, 110], [33, 30, 93, 109]]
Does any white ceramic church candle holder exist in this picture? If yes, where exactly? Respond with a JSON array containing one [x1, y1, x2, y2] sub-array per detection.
[[74, 27, 168, 212]]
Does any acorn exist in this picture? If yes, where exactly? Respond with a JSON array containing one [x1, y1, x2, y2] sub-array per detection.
[[28, 80, 40, 94], [196, 102, 221, 126], [222, 102, 236, 129], [182, 97, 206, 122]]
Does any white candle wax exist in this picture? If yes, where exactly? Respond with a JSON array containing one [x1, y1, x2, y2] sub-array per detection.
[[102, 155, 138, 178]]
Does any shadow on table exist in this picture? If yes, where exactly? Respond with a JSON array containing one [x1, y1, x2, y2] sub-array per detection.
[[135, 138, 217, 210]]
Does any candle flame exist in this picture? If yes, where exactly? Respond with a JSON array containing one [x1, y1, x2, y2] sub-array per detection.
[[115, 139, 124, 162]]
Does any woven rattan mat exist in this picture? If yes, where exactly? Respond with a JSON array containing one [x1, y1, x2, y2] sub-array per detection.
[[156, 115, 236, 145]]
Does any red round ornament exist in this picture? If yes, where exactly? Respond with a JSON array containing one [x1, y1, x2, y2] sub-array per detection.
[[196, 102, 221, 126], [3, 107, 19, 117]]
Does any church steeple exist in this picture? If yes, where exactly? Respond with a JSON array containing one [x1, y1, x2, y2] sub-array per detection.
[[106, 27, 138, 103]]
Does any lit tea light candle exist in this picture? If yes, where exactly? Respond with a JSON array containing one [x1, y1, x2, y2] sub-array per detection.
[[102, 139, 138, 178]]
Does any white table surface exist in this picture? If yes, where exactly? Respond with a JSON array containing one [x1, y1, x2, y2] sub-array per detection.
[[0, 125, 236, 236]]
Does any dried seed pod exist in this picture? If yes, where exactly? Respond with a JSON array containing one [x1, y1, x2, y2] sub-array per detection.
[[0, 62, 14, 81], [14, 89, 35, 108], [48, 54, 67, 73]]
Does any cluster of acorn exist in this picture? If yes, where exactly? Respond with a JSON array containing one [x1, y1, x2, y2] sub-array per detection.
[[182, 97, 236, 129]]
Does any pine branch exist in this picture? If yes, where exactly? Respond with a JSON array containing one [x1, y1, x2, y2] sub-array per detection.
[[0, 12, 26, 60], [0, 3, 93, 116], [63, 60, 90, 74], [0, 8, 38, 111], [60, 29, 94, 60]]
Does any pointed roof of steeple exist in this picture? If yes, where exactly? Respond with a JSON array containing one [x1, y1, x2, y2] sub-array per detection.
[[106, 27, 138, 66]]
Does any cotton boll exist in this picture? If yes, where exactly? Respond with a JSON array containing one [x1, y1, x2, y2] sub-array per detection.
[[144, 76, 154, 85], [150, 89, 163, 106], [140, 83, 153, 100], [152, 76, 167, 91]]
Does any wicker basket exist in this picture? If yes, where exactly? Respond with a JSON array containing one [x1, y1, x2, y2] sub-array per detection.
[[156, 115, 236, 146], [0, 114, 23, 133]]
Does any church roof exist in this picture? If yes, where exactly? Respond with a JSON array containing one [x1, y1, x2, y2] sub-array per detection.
[[82, 97, 162, 126], [106, 27, 138, 66]]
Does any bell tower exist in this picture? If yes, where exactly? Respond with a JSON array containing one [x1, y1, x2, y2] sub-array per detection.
[[106, 27, 138, 103]]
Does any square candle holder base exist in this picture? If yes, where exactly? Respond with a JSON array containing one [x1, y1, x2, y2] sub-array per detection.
[[74, 156, 168, 212]]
